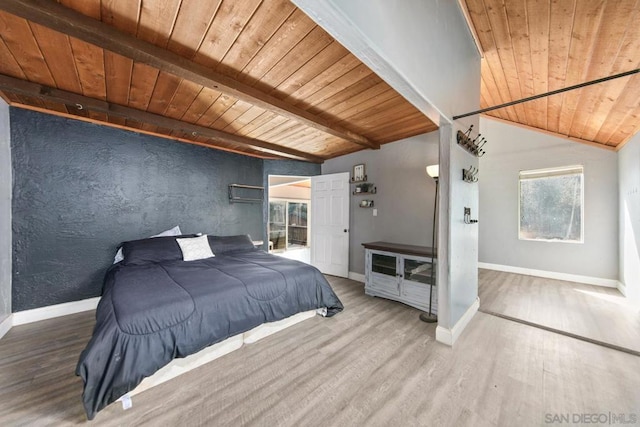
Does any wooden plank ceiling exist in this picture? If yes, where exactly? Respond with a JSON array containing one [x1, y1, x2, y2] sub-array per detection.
[[0, 0, 437, 162], [462, 0, 640, 150]]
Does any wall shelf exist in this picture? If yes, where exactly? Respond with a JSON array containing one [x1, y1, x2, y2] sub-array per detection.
[[228, 184, 264, 203]]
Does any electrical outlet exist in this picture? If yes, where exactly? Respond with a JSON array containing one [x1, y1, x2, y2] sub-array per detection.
[[464, 207, 471, 216]]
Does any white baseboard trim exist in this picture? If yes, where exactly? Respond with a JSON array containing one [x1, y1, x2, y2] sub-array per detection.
[[436, 297, 480, 346], [617, 281, 627, 297], [0, 315, 12, 340], [12, 296, 100, 326], [478, 262, 621, 289], [348, 271, 365, 283]]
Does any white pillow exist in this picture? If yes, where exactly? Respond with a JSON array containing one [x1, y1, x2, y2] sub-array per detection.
[[176, 234, 215, 261], [113, 225, 182, 264]]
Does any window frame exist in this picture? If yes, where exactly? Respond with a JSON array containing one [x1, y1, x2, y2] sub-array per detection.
[[517, 165, 585, 244]]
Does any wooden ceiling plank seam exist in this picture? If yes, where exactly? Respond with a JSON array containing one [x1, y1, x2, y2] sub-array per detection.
[[237, 8, 317, 87], [252, 119, 302, 142], [127, 62, 160, 111], [185, 1, 223, 59], [136, 0, 181, 49], [482, 0, 528, 122], [464, 0, 495, 51], [0, 73, 323, 162], [291, 63, 375, 110], [167, 0, 222, 59], [465, 0, 519, 122], [581, 1, 640, 141], [0, 33, 28, 80], [338, 96, 408, 126], [210, 99, 254, 130], [595, 73, 640, 144], [480, 56, 520, 121], [470, 1, 514, 119], [570, 0, 636, 138], [479, 66, 497, 108], [100, 0, 142, 36], [546, 0, 578, 133], [164, 80, 203, 120], [613, 110, 640, 151], [100, 0, 139, 107], [526, 0, 550, 130], [0, 13, 57, 87], [253, 25, 335, 94], [195, 93, 238, 128], [330, 88, 398, 122], [267, 125, 317, 145], [103, 52, 133, 105], [245, 114, 290, 140], [503, 0, 535, 126], [179, 86, 222, 124], [0, 0, 379, 149], [68, 38, 107, 100], [366, 113, 435, 136], [560, 0, 607, 136], [28, 22, 82, 93], [146, 71, 183, 115], [610, 110, 640, 146], [313, 78, 386, 119], [219, 1, 297, 79], [282, 52, 363, 107], [193, 0, 263, 69], [349, 105, 424, 133], [234, 110, 279, 136], [271, 43, 351, 100], [221, 105, 266, 134]]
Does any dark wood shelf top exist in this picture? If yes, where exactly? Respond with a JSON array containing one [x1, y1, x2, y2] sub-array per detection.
[[362, 241, 436, 258]]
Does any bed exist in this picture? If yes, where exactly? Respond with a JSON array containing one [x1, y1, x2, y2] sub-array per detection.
[[75, 234, 343, 420]]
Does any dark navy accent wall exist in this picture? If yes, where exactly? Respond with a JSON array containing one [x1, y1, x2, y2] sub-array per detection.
[[11, 108, 264, 311], [262, 159, 321, 250]]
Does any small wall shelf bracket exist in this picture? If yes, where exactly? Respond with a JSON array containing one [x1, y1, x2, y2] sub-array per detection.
[[228, 184, 264, 203]]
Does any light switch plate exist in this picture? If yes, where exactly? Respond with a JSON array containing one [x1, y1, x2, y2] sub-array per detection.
[[373, 208, 378, 216]]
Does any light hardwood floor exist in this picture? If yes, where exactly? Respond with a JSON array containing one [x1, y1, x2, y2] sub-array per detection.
[[1, 276, 639, 426], [479, 269, 640, 354]]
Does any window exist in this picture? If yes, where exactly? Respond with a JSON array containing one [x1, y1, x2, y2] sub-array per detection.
[[519, 165, 584, 243]]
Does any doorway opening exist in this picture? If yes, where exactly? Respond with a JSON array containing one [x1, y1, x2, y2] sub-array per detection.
[[268, 175, 311, 264]]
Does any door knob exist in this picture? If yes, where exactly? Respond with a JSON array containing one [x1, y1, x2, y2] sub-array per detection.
[[344, 229, 348, 232]]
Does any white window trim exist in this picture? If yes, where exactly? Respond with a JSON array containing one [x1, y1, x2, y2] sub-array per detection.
[[518, 165, 585, 244]]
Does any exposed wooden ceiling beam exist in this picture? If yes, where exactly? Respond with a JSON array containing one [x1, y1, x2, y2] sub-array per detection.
[[0, 74, 325, 163], [0, 0, 379, 150]]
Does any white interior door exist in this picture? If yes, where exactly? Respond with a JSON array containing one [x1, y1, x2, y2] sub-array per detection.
[[311, 172, 350, 277]]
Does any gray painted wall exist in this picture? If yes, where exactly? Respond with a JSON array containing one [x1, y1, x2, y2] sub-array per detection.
[[262, 160, 320, 251], [0, 99, 10, 322], [322, 133, 439, 274], [11, 108, 264, 311], [479, 117, 619, 280], [618, 132, 640, 301]]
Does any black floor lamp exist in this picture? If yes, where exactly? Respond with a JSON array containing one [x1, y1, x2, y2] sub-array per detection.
[[420, 164, 438, 323]]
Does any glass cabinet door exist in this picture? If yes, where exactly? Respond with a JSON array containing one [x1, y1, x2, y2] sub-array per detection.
[[403, 258, 436, 286], [371, 253, 397, 277]]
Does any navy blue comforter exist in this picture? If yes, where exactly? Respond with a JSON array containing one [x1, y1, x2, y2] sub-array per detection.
[[76, 250, 343, 420]]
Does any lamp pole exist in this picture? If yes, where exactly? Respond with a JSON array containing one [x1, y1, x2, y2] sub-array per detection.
[[420, 166, 438, 323]]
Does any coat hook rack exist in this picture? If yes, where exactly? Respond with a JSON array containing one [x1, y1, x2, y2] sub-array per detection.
[[456, 125, 487, 157], [462, 166, 479, 183]]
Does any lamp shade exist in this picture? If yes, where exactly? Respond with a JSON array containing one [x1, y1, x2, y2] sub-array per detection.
[[426, 164, 439, 179]]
